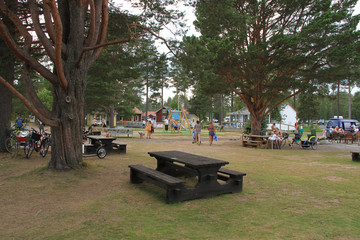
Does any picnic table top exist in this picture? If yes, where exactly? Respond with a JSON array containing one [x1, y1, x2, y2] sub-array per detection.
[[87, 135, 116, 141], [148, 151, 229, 168]]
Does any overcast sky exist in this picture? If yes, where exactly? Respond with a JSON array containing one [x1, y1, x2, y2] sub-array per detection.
[[113, 1, 360, 100]]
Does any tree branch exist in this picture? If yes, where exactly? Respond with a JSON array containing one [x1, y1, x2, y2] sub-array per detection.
[[43, 0, 56, 43], [49, 0, 68, 90], [76, 36, 131, 66], [130, 23, 178, 57], [84, 0, 96, 47], [23, 64, 54, 120], [0, 75, 59, 127], [0, 21, 58, 84], [93, 0, 109, 59], [29, 0, 56, 62]]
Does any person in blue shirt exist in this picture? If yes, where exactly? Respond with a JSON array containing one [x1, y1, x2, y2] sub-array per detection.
[[15, 116, 23, 129]]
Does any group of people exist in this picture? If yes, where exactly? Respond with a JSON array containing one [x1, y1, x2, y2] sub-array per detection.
[[327, 125, 359, 136], [268, 123, 283, 146], [163, 118, 182, 133], [192, 120, 217, 146]]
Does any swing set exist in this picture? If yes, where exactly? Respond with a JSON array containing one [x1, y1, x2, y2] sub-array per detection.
[[166, 108, 192, 132]]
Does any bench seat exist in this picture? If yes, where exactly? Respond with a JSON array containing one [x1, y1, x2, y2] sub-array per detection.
[[242, 140, 263, 147], [112, 142, 127, 154], [129, 164, 185, 203], [351, 151, 360, 161]]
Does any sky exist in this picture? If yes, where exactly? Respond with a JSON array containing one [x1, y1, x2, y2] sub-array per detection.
[[113, 1, 360, 100]]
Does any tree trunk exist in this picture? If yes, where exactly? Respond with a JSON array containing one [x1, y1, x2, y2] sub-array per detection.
[[109, 105, 115, 128], [220, 94, 224, 125], [0, 41, 14, 151], [250, 113, 262, 135], [48, 68, 86, 170], [337, 81, 340, 118], [348, 85, 351, 119], [0, 0, 16, 151]]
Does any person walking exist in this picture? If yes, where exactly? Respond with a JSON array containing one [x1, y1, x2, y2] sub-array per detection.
[[208, 121, 216, 145], [194, 120, 202, 145]]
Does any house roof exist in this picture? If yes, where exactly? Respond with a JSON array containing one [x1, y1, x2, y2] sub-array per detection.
[[229, 108, 250, 115], [133, 107, 142, 114], [143, 111, 156, 117]]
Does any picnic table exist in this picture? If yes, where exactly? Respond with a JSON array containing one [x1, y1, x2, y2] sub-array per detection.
[[242, 134, 269, 148], [86, 135, 126, 154], [129, 151, 246, 203]]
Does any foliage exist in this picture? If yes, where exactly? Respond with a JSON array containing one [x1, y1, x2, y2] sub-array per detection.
[[181, 0, 360, 134], [297, 92, 320, 123], [270, 106, 282, 123], [351, 92, 360, 120]]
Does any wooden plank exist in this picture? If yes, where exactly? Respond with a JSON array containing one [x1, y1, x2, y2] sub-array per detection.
[[218, 168, 246, 177], [129, 164, 185, 186]]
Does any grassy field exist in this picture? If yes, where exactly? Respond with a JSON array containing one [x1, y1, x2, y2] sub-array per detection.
[[1, 131, 360, 239]]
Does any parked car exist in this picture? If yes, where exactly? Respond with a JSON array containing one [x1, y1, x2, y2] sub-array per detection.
[[325, 118, 358, 131], [318, 119, 325, 125]]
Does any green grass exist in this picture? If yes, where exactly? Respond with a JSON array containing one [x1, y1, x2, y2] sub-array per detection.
[[1, 139, 360, 239]]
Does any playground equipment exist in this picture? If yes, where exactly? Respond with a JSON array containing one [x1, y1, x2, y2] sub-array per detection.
[[167, 108, 192, 132]]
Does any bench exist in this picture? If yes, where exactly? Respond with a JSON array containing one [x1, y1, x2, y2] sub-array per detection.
[[83, 143, 96, 154], [242, 140, 263, 147], [217, 168, 247, 192], [351, 151, 360, 161], [112, 142, 127, 154], [107, 128, 133, 137], [129, 164, 185, 203]]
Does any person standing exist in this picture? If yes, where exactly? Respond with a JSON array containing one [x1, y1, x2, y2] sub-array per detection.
[[145, 121, 152, 139], [170, 118, 176, 133], [177, 121, 181, 133], [164, 118, 169, 133], [194, 120, 202, 145], [208, 121, 216, 145]]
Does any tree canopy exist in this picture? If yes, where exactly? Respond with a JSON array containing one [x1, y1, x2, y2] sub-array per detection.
[[181, 0, 360, 134]]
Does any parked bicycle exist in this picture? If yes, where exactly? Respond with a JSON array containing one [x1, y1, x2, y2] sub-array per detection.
[[24, 128, 42, 159], [39, 130, 51, 157], [5, 128, 29, 155]]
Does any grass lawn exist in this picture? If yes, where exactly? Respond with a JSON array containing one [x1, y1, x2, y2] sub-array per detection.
[[1, 131, 359, 239]]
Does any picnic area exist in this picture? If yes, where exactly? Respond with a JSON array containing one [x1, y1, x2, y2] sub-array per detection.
[[1, 131, 360, 239]]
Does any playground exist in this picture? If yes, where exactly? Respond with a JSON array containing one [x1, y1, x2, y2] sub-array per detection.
[[1, 131, 360, 239]]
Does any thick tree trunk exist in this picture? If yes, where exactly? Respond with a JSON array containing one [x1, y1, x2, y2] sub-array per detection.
[[0, 0, 16, 151], [250, 114, 262, 135], [48, 69, 86, 170], [0, 41, 14, 151]]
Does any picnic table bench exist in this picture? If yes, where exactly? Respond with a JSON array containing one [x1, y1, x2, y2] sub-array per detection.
[[242, 135, 268, 148], [107, 128, 133, 137], [351, 151, 360, 161], [129, 151, 246, 203]]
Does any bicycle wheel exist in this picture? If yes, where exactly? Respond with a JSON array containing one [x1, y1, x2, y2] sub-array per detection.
[[311, 142, 318, 150], [5, 137, 19, 154], [40, 139, 50, 157], [96, 146, 107, 159], [25, 141, 35, 159]]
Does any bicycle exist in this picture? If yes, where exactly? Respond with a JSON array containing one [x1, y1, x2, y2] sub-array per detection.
[[39, 130, 51, 157], [24, 128, 42, 159], [5, 128, 29, 155]]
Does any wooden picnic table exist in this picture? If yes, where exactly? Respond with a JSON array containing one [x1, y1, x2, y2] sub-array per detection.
[[129, 151, 246, 203], [242, 134, 269, 147]]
